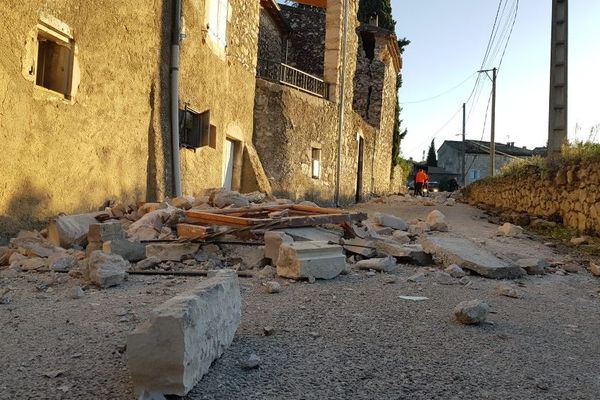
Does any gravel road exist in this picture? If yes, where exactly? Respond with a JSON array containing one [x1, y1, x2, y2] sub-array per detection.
[[1, 200, 599, 400]]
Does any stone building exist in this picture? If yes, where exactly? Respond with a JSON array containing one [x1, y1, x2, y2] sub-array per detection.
[[254, 0, 403, 205], [438, 140, 534, 185], [0, 0, 403, 238], [0, 0, 266, 237]]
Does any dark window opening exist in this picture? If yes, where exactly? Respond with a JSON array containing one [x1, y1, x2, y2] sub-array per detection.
[[180, 107, 215, 149], [360, 31, 376, 60], [35, 32, 74, 97]]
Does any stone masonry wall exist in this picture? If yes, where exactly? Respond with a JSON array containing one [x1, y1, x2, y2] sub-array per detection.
[[465, 161, 600, 234], [280, 4, 325, 77], [353, 31, 386, 127], [178, 0, 260, 195], [254, 79, 387, 206], [258, 7, 284, 63]]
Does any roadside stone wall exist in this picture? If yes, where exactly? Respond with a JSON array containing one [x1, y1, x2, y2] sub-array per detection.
[[280, 4, 325, 77], [257, 7, 284, 63], [465, 161, 600, 234]]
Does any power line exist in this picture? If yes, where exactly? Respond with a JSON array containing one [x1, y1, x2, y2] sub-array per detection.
[[400, 73, 477, 105]]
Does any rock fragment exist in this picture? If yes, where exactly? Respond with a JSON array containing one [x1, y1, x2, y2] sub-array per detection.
[[372, 213, 408, 231], [570, 236, 588, 246], [426, 210, 446, 226], [453, 300, 489, 325], [86, 251, 129, 288], [497, 223, 523, 237], [589, 263, 600, 277], [355, 256, 397, 272], [276, 242, 345, 280], [135, 257, 162, 271], [445, 264, 466, 278], [495, 285, 521, 299], [516, 258, 547, 275], [241, 353, 261, 370], [265, 281, 281, 294]]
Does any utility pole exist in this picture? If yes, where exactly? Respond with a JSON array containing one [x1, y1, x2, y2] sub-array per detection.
[[478, 68, 497, 177], [461, 103, 466, 186], [548, 0, 568, 156]]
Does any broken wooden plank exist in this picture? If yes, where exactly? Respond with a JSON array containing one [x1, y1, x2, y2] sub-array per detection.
[[176, 224, 213, 240], [185, 211, 262, 226]]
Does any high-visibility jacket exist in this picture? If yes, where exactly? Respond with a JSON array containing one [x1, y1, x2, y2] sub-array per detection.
[[415, 171, 428, 184]]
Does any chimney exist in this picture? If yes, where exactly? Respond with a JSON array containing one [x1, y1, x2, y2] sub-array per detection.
[[368, 13, 379, 27]]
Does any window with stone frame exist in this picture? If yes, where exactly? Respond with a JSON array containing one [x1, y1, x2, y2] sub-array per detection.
[[208, 0, 229, 47], [35, 24, 74, 98]]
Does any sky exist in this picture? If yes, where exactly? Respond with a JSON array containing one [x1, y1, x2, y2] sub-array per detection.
[[392, 0, 600, 161]]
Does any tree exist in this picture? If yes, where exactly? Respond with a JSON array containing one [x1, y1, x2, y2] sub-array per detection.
[[426, 139, 438, 167]]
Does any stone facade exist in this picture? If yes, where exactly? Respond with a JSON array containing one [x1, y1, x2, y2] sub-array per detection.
[[0, 0, 262, 239], [280, 4, 326, 77], [254, 0, 401, 204], [258, 5, 287, 64], [465, 161, 600, 234]]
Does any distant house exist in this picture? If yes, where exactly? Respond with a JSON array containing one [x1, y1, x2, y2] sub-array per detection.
[[438, 140, 534, 185]]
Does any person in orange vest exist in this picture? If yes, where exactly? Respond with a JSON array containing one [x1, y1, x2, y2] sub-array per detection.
[[414, 168, 429, 196]]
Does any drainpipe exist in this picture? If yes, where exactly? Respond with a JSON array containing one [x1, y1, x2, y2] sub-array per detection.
[[170, 0, 183, 197], [334, 0, 349, 207]]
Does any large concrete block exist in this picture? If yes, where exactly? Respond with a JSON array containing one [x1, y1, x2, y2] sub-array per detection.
[[88, 222, 126, 243], [276, 242, 345, 280], [127, 270, 241, 396]]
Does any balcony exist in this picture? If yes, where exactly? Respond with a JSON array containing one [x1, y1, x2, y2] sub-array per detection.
[[257, 59, 329, 99]]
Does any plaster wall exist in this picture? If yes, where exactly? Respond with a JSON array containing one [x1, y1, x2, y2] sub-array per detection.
[[0, 0, 168, 239]]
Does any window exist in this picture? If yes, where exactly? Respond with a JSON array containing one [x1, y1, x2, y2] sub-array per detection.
[[180, 107, 215, 149], [208, 0, 229, 47], [35, 25, 74, 97], [311, 148, 321, 179], [470, 169, 481, 180]]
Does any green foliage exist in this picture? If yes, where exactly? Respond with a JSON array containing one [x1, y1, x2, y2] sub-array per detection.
[[499, 156, 546, 177], [426, 139, 437, 167]]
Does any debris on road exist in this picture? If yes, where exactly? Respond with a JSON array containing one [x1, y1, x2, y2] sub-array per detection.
[[454, 300, 489, 325]]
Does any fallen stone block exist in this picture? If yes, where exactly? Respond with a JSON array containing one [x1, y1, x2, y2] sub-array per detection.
[[47, 212, 105, 248], [257, 265, 276, 279], [430, 222, 449, 232], [278, 227, 342, 243], [392, 230, 411, 244], [103, 239, 146, 262], [408, 222, 430, 235], [426, 210, 446, 226], [48, 253, 79, 272], [0, 247, 15, 266], [454, 300, 489, 325], [86, 250, 129, 288], [265, 281, 281, 293], [433, 271, 455, 285], [516, 258, 547, 275], [497, 223, 523, 237], [264, 232, 293, 263], [88, 222, 126, 243], [127, 270, 241, 396], [135, 257, 161, 271], [12, 257, 48, 272], [407, 272, 426, 283], [211, 189, 250, 208], [590, 263, 600, 277], [145, 243, 200, 262], [355, 256, 397, 272], [342, 238, 376, 258], [170, 196, 193, 210], [374, 242, 432, 266], [372, 213, 408, 231], [276, 242, 345, 280], [420, 235, 525, 279], [10, 232, 62, 258]]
